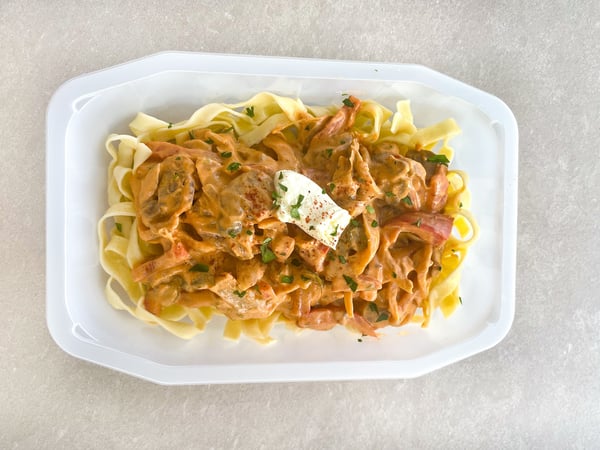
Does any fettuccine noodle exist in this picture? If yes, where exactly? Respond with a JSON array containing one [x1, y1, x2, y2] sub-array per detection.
[[98, 92, 478, 343]]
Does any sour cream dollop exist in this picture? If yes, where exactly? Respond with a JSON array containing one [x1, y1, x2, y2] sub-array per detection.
[[274, 170, 351, 249]]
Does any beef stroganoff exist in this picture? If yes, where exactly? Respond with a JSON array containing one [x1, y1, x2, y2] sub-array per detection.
[[98, 93, 478, 343]]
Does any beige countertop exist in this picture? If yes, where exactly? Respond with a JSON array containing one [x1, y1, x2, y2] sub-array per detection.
[[2, 0, 599, 447]]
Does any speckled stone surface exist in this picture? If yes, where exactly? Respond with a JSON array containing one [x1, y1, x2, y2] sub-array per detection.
[[1, 0, 599, 448]]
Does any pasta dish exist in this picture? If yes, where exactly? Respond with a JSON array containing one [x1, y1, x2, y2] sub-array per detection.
[[98, 93, 478, 343]]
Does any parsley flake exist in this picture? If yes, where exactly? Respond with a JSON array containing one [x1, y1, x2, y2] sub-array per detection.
[[233, 290, 246, 298], [342, 97, 355, 107], [343, 275, 358, 292], [330, 224, 339, 236], [366, 205, 375, 214], [115, 222, 122, 233], [392, 272, 397, 279], [245, 106, 255, 117], [280, 275, 294, 284], [168, 122, 173, 129], [368, 302, 378, 313], [205, 138, 214, 145], [246, 229, 253, 235], [220, 151, 232, 158], [338, 255, 347, 264], [279, 172, 284, 180], [260, 238, 276, 263], [376, 312, 389, 322], [427, 154, 450, 166], [371, 220, 378, 228], [278, 183, 288, 192], [401, 196, 413, 206], [325, 148, 333, 158], [385, 191, 394, 197], [227, 162, 241, 172], [329, 183, 335, 192], [290, 194, 304, 220], [190, 263, 209, 273], [228, 229, 238, 238], [459, 296, 463, 304], [350, 219, 359, 227], [188, 130, 194, 140], [414, 218, 422, 228]]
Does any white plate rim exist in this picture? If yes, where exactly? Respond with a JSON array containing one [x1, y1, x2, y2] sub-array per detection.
[[46, 51, 518, 384]]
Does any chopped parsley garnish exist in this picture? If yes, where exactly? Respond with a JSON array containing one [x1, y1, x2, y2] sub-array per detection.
[[371, 220, 378, 228], [220, 151, 232, 158], [414, 218, 422, 228], [233, 290, 246, 298], [338, 255, 347, 264], [205, 138, 214, 145], [401, 196, 413, 206], [343, 275, 358, 292], [245, 106, 255, 117], [357, 338, 363, 343], [190, 263, 209, 273], [168, 122, 173, 129], [218, 126, 234, 134], [246, 229, 253, 235], [175, 156, 181, 160], [309, 225, 315, 230], [227, 162, 241, 172], [328, 183, 335, 192], [272, 191, 281, 200], [368, 302, 378, 313], [392, 272, 397, 279], [291, 258, 302, 267], [459, 296, 463, 304], [188, 130, 194, 140], [279, 172, 284, 180], [376, 312, 389, 322], [325, 148, 333, 158], [280, 275, 294, 284], [385, 191, 394, 197], [330, 224, 339, 236], [459, 202, 463, 208], [278, 183, 288, 192], [260, 238, 276, 263], [290, 194, 304, 220], [321, 189, 326, 194], [228, 229, 238, 238], [366, 205, 375, 214], [427, 154, 450, 166], [350, 219, 359, 227], [115, 222, 122, 233], [342, 97, 355, 108]]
